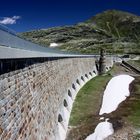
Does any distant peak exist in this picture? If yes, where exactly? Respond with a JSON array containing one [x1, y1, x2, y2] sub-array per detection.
[[86, 9, 140, 24]]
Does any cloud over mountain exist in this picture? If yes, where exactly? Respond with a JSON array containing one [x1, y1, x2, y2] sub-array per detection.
[[0, 16, 21, 25]]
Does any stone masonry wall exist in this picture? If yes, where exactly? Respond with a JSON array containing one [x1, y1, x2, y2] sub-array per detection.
[[0, 57, 113, 140]]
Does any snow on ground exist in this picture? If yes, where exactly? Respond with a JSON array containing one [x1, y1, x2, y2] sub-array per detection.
[[58, 123, 66, 140], [99, 75, 134, 115], [86, 74, 134, 140], [99, 117, 104, 120], [50, 43, 58, 47], [86, 119, 114, 140]]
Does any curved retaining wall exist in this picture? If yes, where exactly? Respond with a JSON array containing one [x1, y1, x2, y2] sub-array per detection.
[[0, 57, 113, 140]]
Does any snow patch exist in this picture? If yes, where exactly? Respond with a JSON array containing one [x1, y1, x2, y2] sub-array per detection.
[[99, 75, 134, 115], [50, 43, 58, 47], [86, 120, 114, 140], [99, 117, 104, 120]]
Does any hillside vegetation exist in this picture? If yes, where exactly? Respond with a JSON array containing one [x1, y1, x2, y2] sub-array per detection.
[[20, 10, 140, 54]]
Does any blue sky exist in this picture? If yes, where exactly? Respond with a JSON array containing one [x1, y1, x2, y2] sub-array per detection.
[[0, 0, 140, 32]]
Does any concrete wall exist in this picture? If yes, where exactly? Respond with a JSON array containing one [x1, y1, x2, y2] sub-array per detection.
[[0, 57, 113, 140]]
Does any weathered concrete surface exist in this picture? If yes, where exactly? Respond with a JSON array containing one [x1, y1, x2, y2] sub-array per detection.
[[0, 57, 113, 140]]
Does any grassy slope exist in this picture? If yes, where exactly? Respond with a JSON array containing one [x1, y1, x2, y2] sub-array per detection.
[[127, 77, 140, 128], [67, 74, 112, 140], [70, 74, 112, 126], [68, 63, 140, 139], [69, 64, 124, 126], [126, 60, 140, 129]]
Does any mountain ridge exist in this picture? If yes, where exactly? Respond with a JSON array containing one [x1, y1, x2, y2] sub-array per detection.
[[20, 10, 140, 54]]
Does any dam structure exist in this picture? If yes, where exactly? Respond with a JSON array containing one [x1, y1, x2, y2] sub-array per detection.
[[0, 24, 113, 140]]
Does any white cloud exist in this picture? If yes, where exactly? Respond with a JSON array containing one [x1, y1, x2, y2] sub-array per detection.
[[0, 16, 21, 25]]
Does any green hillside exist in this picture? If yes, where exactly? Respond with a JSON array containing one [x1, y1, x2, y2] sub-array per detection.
[[20, 10, 140, 54]]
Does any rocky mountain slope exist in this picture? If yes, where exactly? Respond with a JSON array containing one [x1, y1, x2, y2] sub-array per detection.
[[20, 10, 140, 54]]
